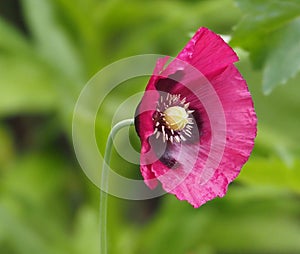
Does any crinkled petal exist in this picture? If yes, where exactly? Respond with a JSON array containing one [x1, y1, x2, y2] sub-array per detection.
[[140, 163, 158, 189], [135, 57, 170, 187], [135, 27, 257, 208], [135, 56, 169, 144], [177, 27, 239, 76], [150, 64, 257, 208]]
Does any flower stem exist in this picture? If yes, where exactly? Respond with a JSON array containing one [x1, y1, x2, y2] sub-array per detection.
[[100, 118, 135, 254]]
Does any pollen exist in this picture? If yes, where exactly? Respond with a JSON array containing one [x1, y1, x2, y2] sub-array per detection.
[[152, 93, 195, 143], [164, 106, 189, 131]]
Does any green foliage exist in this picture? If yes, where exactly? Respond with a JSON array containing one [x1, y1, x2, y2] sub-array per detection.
[[0, 0, 300, 253], [231, 0, 300, 93], [137, 188, 300, 254], [0, 19, 57, 116]]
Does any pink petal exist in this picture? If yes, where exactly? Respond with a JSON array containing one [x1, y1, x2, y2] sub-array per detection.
[[140, 163, 158, 189], [135, 27, 257, 208], [135, 57, 169, 144], [177, 27, 239, 76], [150, 65, 257, 208]]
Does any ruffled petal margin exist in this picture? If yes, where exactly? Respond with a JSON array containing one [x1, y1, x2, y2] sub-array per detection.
[[177, 27, 239, 76], [135, 27, 257, 208], [154, 65, 257, 208]]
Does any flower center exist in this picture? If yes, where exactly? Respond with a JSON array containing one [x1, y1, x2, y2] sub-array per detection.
[[152, 94, 194, 143], [164, 106, 189, 131]]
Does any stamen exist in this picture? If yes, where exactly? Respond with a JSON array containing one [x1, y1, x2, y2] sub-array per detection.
[[154, 94, 195, 143], [156, 131, 160, 139], [162, 126, 166, 136], [164, 106, 189, 131], [183, 131, 191, 137], [170, 136, 174, 143], [185, 129, 192, 135], [180, 135, 186, 141]]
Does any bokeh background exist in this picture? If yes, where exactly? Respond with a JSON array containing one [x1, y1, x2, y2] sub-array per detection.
[[1, 0, 300, 253]]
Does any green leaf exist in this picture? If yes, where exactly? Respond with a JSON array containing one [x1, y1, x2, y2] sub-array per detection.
[[0, 17, 59, 116], [0, 153, 72, 254], [0, 205, 52, 254], [51, 0, 102, 74], [0, 18, 32, 55], [237, 55, 300, 149], [0, 54, 57, 116], [137, 187, 300, 254], [71, 206, 100, 254], [232, 0, 300, 44], [239, 157, 300, 193], [263, 18, 300, 94], [0, 11, 81, 121], [21, 0, 85, 83], [236, 0, 300, 14], [231, 0, 300, 93]]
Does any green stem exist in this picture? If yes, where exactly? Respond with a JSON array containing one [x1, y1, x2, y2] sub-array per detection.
[[100, 119, 134, 254]]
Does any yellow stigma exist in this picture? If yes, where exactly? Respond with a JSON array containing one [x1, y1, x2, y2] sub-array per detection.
[[164, 106, 189, 131]]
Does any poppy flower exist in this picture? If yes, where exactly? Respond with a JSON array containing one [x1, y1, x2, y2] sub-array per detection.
[[134, 27, 257, 208]]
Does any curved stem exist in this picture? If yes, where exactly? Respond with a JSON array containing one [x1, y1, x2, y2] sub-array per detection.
[[100, 119, 134, 254]]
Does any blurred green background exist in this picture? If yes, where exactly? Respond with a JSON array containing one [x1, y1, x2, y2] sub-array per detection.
[[1, 0, 300, 253]]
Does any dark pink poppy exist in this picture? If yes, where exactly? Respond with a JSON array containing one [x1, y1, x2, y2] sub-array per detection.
[[135, 27, 257, 208]]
